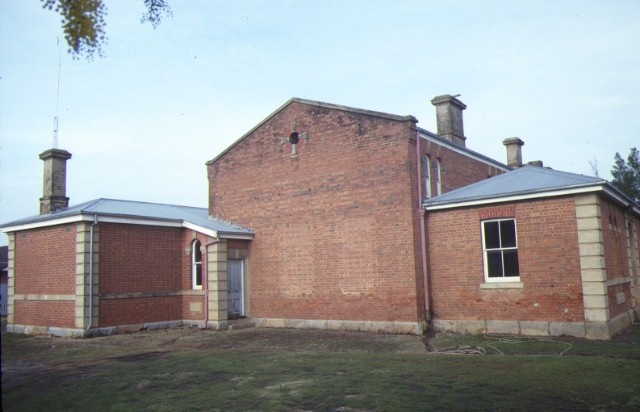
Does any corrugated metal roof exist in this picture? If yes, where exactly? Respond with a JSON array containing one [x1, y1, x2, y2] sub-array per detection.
[[1, 198, 253, 237], [423, 166, 608, 208]]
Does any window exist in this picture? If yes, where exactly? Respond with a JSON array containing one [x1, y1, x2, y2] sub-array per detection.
[[192, 240, 203, 289], [436, 158, 442, 195], [422, 155, 432, 199], [482, 219, 519, 281]]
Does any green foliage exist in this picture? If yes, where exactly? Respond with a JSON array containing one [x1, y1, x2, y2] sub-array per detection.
[[42, 0, 107, 60], [41, 0, 172, 60], [140, 0, 173, 28], [611, 147, 640, 201]]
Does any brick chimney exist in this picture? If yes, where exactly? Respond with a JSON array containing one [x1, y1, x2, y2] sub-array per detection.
[[430, 94, 467, 147], [502, 137, 524, 168], [39, 148, 72, 214]]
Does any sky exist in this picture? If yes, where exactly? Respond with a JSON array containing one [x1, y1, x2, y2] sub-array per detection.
[[1, 0, 639, 246]]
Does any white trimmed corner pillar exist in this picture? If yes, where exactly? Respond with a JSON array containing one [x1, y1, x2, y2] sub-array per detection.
[[75, 222, 99, 330], [575, 194, 610, 339], [6, 233, 15, 325], [207, 240, 228, 328]]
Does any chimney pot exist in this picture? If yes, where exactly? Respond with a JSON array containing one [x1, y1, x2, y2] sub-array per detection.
[[39, 148, 72, 214], [502, 137, 525, 168], [431, 94, 467, 147]]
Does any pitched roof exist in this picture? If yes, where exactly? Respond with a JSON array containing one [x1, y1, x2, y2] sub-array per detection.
[[206, 97, 510, 172], [1, 199, 254, 239], [423, 166, 639, 212], [417, 127, 509, 171]]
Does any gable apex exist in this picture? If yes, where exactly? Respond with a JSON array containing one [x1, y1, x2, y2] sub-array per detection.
[[206, 97, 417, 165]]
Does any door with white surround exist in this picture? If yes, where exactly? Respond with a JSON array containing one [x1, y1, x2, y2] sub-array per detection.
[[227, 259, 245, 318]]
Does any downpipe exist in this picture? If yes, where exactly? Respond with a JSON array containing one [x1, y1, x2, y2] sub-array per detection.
[[415, 129, 432, 326]]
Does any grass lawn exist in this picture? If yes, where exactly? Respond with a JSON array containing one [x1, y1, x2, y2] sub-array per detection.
[[2, 324, 640, 411]]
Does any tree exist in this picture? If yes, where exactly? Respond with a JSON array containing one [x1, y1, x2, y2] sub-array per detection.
[[611, 147, 640, 201], [42, 0, 172, 60]]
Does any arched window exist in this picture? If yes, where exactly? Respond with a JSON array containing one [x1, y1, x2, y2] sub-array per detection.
[[436, 158, 443, 196], [422, 155, 432, 199], [192, 240, 202, 290]]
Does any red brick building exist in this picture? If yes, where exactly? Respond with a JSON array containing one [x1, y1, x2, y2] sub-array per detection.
[[206, 96, 507, 334], [2, 96, 638, 338], [424, 166, 640, 339], [2, 152, 253, 336]]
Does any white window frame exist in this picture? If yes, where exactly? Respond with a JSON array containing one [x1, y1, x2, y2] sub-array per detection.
[[192, 239, 203, 290], [422, 155, 432, 199], [436, 158, 442, 196], [481, 218, 520, 282]]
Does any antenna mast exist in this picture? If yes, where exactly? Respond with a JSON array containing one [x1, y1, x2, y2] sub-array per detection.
[[53, 35, 62, 149]]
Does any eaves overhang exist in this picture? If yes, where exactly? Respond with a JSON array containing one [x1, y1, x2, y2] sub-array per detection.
[[424, 182, 640, 215], [1, 213, 255, 240]]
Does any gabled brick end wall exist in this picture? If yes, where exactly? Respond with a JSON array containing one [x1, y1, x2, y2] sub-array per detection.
[[207, 101, 515, 330], [208, 101, 423, 324]]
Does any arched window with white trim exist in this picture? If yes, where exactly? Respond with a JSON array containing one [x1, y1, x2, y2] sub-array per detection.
[[192, 240, 203, 290], [422, 155, 432, 199]]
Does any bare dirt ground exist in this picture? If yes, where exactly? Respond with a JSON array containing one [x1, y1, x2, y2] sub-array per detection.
[[3, 320, 639, 359], [2, 325, 428, 355], [1, 325, 428, 390], [3, 321, 639, 411]]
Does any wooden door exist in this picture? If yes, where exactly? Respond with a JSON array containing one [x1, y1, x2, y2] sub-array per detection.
[[227, 259, 244, 318]]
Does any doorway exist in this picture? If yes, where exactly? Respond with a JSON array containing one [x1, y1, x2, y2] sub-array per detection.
[[227, 259, 245, 319]]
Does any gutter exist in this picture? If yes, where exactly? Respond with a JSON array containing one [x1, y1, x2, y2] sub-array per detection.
[[415, 130, 431, 322], [424, 183, 640, 213]]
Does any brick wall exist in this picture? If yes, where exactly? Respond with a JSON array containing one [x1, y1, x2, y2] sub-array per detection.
[[182, 294, 205, 320], [600, 198, 634, 318], [179, 230, 211, 290], [601, 199, 629, 280], [14, 225, 76, 295], [427, 197, 585, 322], [100, 296, 182, 326], [99, 224, 199, 326], [207, 101, 512, 324], [208, 101, 423, 322], [14, 300, 75, 328], [420, 139, 503, 197], [180, 230, 210, 320], [99, 224, 183, 293]]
